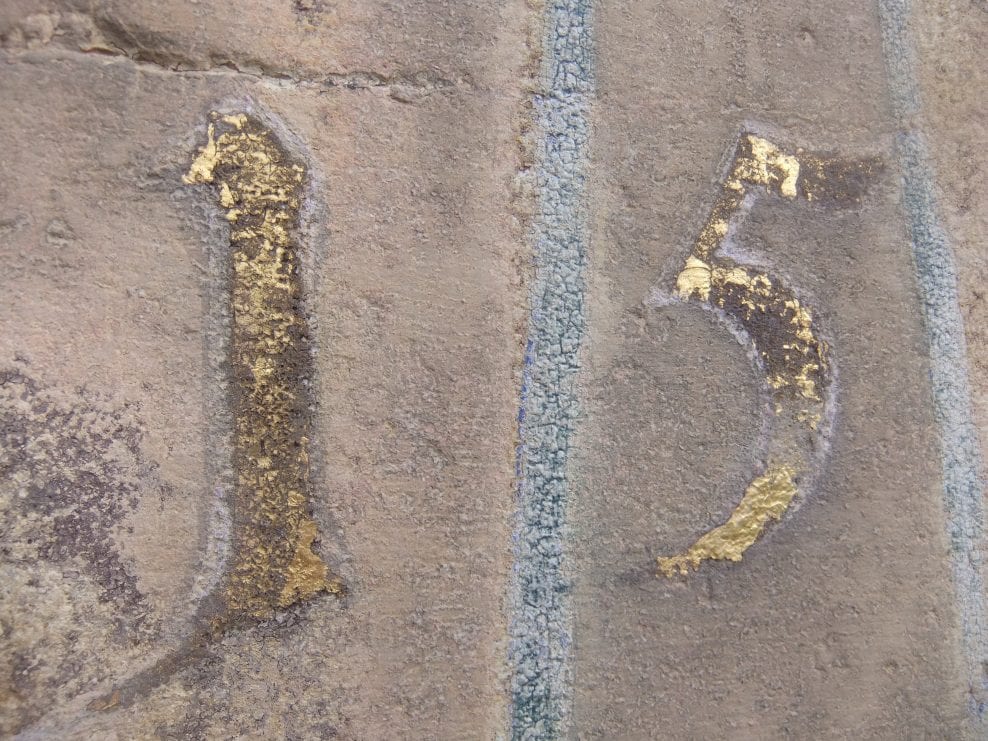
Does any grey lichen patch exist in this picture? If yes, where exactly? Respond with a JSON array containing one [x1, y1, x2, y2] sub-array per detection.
[[510, 1, 593, 738], [0, 562, 132, 735], [879, 0, 988, 725], [0, 367, 161, 734]]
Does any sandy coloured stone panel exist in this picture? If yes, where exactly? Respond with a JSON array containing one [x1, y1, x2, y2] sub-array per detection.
[[0, 0, 531, 93], [570, 0, 969, 737], [0, 45, 526, 737]]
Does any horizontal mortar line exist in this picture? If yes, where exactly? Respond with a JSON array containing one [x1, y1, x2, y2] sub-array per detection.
[[0, 46, 499, 98]]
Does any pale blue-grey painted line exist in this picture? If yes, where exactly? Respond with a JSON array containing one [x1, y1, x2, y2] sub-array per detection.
[[878, 0, 988, 726], [508, 0, 593, 738]]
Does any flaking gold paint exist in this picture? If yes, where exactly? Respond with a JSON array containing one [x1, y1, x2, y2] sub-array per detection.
[[675, 256, 712, 300], [796, 410, 821, 430], [660, 133, 876, 577], [672, 133, 856, 414], [657, 465, 798, 576], [735, 135, 801, 198], [185, 112, 341, 617]]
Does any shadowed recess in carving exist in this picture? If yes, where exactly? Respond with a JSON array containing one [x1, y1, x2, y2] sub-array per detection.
[[656, 133, 879, 577]]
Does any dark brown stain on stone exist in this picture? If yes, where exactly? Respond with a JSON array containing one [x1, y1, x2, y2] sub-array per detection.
[[0, 368, 156, 624]]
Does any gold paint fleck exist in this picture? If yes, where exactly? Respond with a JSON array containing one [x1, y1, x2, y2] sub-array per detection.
[[733, 135, 801, 198], [657, 465, 798, 576], [87, 690, 122, 712], [675, 256, 712, 300], [796, 410, 821, 430], [186, 112, 342, 617]]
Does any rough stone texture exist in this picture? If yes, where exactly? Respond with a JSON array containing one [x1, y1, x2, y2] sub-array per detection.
[[0, 7, 530, 735], [0, 0, 514, 91], [913, 0, 988, 484], [569, 0, 974, 738], [0, 0, 985, 739]]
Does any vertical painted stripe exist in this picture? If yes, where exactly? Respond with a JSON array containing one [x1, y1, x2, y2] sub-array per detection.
[[878, 0, 988, 726], [509, 0, 593, 738]]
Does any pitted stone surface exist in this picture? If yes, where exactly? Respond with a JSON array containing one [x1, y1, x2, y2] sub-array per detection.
[[0, 17, 529, 737], [1, 0, 986, 738]]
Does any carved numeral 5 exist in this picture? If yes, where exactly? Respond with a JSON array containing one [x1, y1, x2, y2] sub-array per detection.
[[653, 133, 879, 576]]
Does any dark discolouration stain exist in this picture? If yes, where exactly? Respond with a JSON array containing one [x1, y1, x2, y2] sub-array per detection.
[[0, 367, 161, 735], [0, 368, 154, 619], [711, 271, 830, 404], [83, 12, 201, 69], [292, 0, 333, 26], [797, 151, 883, 205]]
